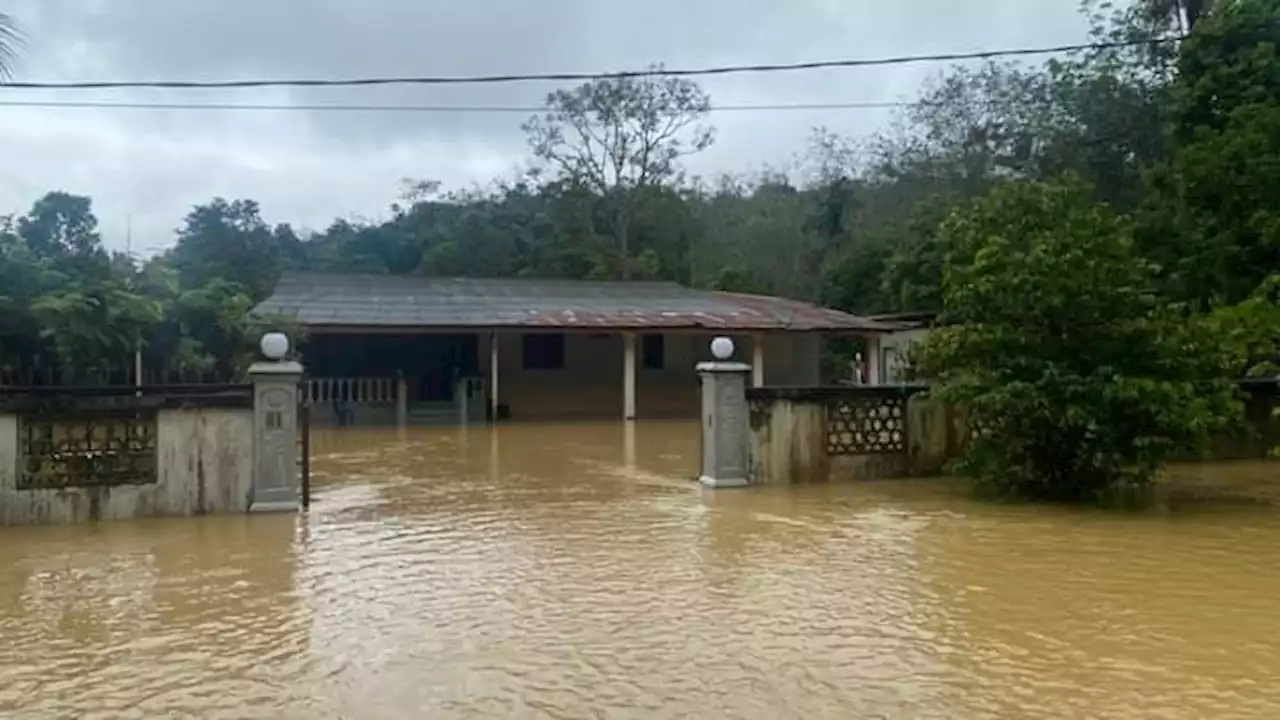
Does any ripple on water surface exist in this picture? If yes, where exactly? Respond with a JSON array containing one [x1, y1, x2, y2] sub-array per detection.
[[0, 421, 1277, 719]]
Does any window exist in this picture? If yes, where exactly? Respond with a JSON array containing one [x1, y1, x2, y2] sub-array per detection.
[[522, 333, 565, 370], [642, 334, 665, 370]]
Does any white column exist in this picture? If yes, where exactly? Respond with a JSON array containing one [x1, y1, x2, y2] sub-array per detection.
[[624, 419, 636, 469], [489, 331, 500, 420], [488, 422, 500, 481], [133, 348, 143, 397], [395, 374, 408, 427], [864, 335, 883, 386], [751, 333, 765, 387], [622, 331, 637, 420]]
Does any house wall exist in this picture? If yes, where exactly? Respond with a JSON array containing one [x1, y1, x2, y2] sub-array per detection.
[[484, 331, 824, 420], [0, 406, 254, 526], [879, 327, 932, 384]]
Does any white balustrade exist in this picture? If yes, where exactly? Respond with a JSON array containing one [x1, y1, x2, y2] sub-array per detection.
[[302, 377, 397, 406]]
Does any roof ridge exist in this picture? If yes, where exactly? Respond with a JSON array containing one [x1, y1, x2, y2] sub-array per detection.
[[278, 270, 687, 288], [713, 289, 814, 304]]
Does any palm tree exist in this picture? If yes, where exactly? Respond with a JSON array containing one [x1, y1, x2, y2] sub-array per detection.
[[0, 12, 21, 80]]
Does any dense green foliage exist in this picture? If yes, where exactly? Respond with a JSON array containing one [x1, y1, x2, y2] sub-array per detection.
[[917, 0, 1280, 500], [918, 178, 1240, 501], [0, 195, 299, 382], [0, 0, 1276, 496]]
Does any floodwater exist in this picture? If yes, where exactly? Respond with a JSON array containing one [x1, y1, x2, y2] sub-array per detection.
[[1, 422, 1279, 719]]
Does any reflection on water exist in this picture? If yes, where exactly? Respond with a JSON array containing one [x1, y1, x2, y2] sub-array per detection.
[[1, 421, 1278, 718]]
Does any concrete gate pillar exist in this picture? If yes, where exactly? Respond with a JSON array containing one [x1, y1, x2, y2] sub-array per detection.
[[697, 336, 752, 488], [249, 332, 304, 513]]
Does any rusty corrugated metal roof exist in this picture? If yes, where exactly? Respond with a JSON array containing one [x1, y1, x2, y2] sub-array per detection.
[[867, 311, 938, 330], [253, 272, 895, 333]]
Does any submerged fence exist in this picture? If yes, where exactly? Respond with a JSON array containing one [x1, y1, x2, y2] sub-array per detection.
[[745, 380, 1280, 485], [0, 365, 239, 389], [0, 384, 257, 524], [0, 366, 314, 526]]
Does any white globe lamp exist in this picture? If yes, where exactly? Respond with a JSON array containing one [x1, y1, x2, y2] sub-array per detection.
[[710, 336, 735, 361], [260, 332, 290, 361]]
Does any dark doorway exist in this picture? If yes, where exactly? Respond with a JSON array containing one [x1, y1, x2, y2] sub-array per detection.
[[417, 334, 479, 401], [304, 332, 479, 402]]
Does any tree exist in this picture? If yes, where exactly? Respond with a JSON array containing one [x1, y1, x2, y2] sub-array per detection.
[[0, 194, 163, 380], [837, 2, 1180, 315], [30, 277, 163, 376], [0, 12, 21, 80], [522, 66, 714, 278], [918, 178, 1240, 502], [18, 192, 106, 261], [1205, 275, 1280, 379], [1142, 0, 1213, 31], [1137, 0, 1280, 307], [689, 174, 809, 296], [0, 218, 48, 362], [168, 198, 287, 299]]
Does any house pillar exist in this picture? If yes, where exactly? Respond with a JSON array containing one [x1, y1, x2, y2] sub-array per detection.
[[864, 334, 883, 386], [488, 422, 500, 481], [622, 331, 637, 421], [624, 419, 636, 469], [489, 331, 500, 421], [751, 333, 765, 387], [133, 348, 143, 396], [395, 372, 408, 427]]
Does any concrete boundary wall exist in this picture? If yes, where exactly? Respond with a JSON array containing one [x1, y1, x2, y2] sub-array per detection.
[[746, 382, 1279, 485], [0, 389, 255, 526], [746, 385, 941, 485]]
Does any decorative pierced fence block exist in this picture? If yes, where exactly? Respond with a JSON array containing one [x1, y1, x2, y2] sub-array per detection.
[[826, 395, 907, 455], [18, 410, 159, 490]]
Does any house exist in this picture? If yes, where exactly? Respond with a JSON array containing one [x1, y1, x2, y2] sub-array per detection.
[[865, 311, 938, 385], [254, 272, 899, 424]]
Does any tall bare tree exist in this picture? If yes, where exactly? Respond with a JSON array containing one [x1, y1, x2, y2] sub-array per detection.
[[1182, 0, 1211, 28], [1142, 0, 1212, 31], [522, 65, 714, 278]]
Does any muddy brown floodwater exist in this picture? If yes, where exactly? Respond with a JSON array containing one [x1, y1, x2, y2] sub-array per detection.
[[0, 421, 1278, 719]]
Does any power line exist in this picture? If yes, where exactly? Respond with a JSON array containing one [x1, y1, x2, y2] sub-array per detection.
[[0, 38, 1178, 91], [0, 99, 911, 113]]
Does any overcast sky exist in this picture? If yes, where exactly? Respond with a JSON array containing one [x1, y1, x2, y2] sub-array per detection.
[[0, 0, 1089, 254]]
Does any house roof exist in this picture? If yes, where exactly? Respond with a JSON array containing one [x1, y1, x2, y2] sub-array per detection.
[[867, 311, 938, 329], [253, 272, 896, 333]]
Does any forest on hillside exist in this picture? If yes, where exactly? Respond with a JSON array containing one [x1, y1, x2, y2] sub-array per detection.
[[0, 0, 1277, 387]]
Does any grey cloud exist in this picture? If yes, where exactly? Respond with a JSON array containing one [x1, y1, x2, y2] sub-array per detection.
[[1, 0, 1088, 252]]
